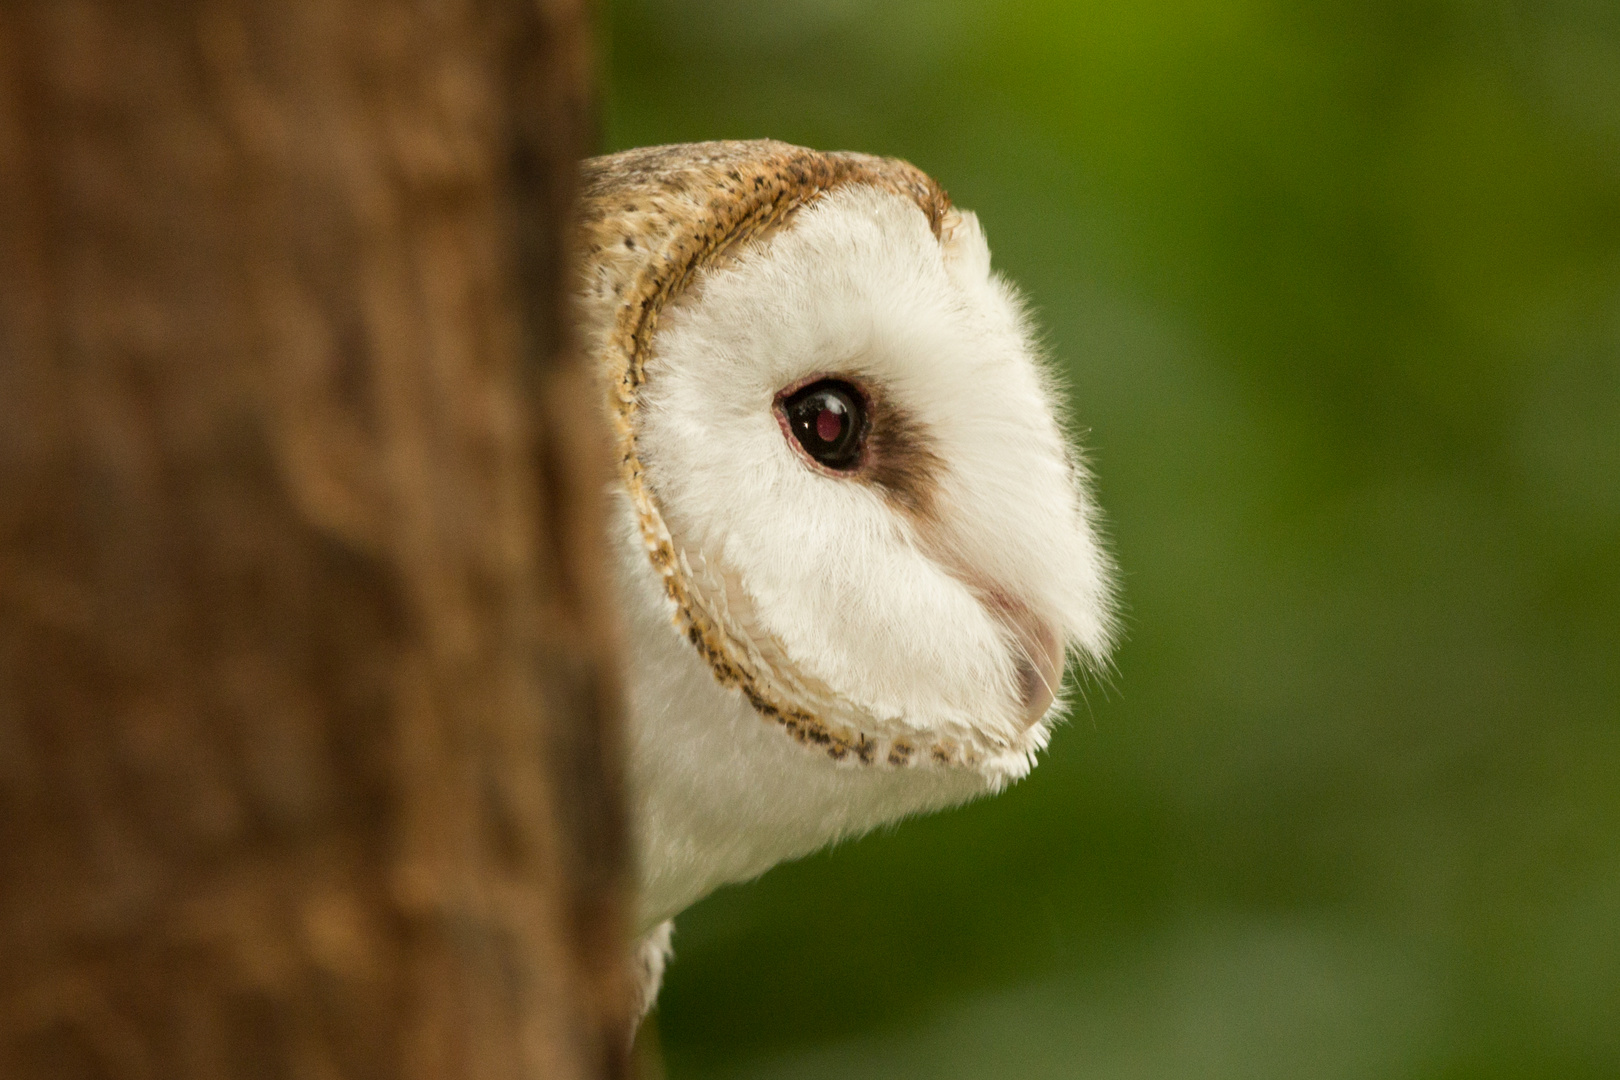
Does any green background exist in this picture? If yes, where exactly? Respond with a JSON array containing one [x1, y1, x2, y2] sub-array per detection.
[[601, 1, 1620, 1076]]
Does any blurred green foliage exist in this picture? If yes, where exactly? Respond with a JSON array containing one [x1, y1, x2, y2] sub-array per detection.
[[602, 1, 1620, 1076]]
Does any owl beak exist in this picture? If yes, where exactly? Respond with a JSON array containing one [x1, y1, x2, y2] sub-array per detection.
[[1013, 620, 1064, 730], [983, 588, 1064, 729], [966, 582, 1067, 731]]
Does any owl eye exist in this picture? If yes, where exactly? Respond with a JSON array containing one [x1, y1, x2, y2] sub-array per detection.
[[780, 379, 866, 470]]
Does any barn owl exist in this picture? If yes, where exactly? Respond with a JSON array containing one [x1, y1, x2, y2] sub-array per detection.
[[572, 140, 1116, 1016]]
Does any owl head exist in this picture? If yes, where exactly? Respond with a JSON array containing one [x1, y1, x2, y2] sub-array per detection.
[[575, 140, 1115, 790]]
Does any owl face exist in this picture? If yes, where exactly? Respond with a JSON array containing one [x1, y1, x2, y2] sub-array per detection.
[[578, 141, 1114, 788]]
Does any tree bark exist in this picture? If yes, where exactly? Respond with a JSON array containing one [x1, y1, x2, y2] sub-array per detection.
[[0, 2, 630, 1078]]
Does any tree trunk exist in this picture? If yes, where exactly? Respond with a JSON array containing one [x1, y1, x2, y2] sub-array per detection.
[[0, 2, 630, 1078]]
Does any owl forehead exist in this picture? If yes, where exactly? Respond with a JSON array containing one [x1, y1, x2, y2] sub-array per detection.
[[656, 185, 975, 400]]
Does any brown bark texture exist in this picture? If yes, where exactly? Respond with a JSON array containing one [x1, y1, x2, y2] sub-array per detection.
[[0, 2, 631, 1078]]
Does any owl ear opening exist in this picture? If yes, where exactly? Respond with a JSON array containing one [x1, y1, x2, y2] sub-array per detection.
[[940, 208, 992, 287]]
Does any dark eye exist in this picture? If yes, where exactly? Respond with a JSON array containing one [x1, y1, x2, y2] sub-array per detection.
[[780, 379, 866, 471]]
